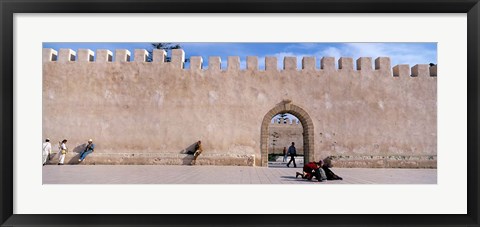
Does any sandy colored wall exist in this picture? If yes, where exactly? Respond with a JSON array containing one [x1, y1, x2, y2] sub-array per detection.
[[268, 121, 304, 155], [42, 48, 437, 167]]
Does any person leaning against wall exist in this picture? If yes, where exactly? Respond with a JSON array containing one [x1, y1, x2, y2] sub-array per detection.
[[78, 139, 95, 163], [191, 140, 203, 165]]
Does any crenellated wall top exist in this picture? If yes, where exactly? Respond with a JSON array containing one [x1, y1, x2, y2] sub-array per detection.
[[43, 48, 437, 77]]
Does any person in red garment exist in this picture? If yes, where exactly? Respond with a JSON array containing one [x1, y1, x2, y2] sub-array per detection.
[[296, 161, 324, 182]]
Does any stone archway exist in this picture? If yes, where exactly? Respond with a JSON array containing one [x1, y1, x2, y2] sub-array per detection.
[[260, 100, 314, 167]]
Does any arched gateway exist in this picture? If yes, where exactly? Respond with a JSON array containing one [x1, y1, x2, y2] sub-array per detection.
[[260, 101, 314, 167]]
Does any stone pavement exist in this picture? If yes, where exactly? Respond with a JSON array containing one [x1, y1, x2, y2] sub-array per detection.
[[42, 165, 437, 184]]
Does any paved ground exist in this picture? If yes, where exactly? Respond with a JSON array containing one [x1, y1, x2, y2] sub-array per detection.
[[43, 165, 437, 184]]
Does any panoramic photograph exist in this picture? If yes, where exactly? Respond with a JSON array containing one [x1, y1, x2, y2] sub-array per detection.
[[41, 42, 437, 184]]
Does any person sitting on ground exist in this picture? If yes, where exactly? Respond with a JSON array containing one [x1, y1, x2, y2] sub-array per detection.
[[296, 161, 328, 181], [322, 157, 343, 180], [316, 160, 328, 181], [78, 139, 95, 162], [296, 161, 324, 182], [191, 140, 203, 165]]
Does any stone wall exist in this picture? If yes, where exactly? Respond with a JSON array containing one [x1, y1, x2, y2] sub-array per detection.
[[42, 48, 437, 167], [268, 120, 304, 155]]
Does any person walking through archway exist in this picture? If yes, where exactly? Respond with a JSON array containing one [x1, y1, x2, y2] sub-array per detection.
[[282, 147, 287, 162], [286, 142, 297, 168]]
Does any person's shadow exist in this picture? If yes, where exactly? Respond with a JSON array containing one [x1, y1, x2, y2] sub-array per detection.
[[66, 143, 86, 164], [180, 142, 198, 165]]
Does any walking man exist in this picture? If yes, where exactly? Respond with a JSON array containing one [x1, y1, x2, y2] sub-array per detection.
[[79, 139, 95, 162], [42, 138, 52, 166], [286, 142, 297, 168]]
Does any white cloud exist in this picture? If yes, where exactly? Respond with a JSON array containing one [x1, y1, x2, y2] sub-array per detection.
[[318, 47, 344, 59], [339, 43, 437, 67], [203, 43, 437, 70], [296, 43, 436, 69]]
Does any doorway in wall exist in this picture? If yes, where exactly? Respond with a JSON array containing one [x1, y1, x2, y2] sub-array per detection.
[[260, 102, 314, 167], [268, 114, 304, 168]]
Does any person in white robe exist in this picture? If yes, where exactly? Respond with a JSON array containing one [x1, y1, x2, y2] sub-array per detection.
[[58, 139, 68, 165], [42, 138, 52, 166]]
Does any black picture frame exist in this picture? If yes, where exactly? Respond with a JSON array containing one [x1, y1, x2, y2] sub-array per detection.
[[1, 0, 479, 226]]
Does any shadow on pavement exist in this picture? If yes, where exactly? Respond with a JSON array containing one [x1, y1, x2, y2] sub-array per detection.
[[268, 165, 300, 168]]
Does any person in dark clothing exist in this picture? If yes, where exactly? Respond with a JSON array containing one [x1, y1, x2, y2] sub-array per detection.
[[296, 161, 324, 182], [191, 140, 203, 165], [286, 142, 297, 168], [321, 157, 343, 180]]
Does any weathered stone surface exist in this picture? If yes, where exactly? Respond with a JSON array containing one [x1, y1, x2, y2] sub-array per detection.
[[58, 49, 76, 62], [321, 57, 335, 71], [393, 64, 410, 77], [356, 57, 372, 71], [247, 56, 258, 71], [77, 49, 94, 62], [152, 49, 166, 63], [268, 121, 303, 154], [189, 56, 203, 70], [338, 57, 353, 70], [47, 152, 255, 166], [96, 49, 112, 62], [134, 49, 148, 62], [326, 155, 437, 168], [43, 48, 57, 62], [42, 49, 437, 168], [283, 57, 297, 71], [302, 57, 316, 71]]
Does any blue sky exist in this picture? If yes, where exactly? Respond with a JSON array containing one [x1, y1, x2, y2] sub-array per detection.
[[43, 42, 437, 70], [43, 42, 436, 122]]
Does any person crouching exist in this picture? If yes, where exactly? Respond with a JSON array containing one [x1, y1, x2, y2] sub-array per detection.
[[296, 161, 324, 182]]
